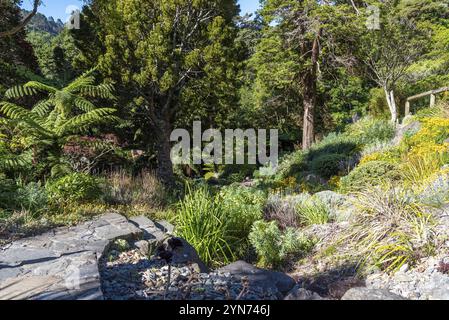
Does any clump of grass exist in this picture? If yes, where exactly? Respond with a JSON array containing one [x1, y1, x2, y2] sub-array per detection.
[[346, 187, 436, 274], [264, 193, 302, 229], [176, 185, 235, 267], [297, 199, 331, 226], [401, 152, 448, 186], [105, 169, 167, 209]]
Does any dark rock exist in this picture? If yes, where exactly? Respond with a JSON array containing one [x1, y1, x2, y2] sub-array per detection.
[[284, 286, 325, 300], [218, 261, 296, 296], [0, 213, 143, 300], [161, 237, 209, 273], [341, 287, 407, 300]]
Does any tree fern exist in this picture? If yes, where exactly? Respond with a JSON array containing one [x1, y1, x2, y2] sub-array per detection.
[[0, 71, 117, 177], [0, 150, 33, 171]]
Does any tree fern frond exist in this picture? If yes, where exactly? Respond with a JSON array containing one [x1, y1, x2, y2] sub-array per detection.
[[5, 85, 38, 99], [32, 99, 54, 116], [79, 84, 116, 100], [74, 97, 96, 113], [0, 102, 42, 122], [0, 102, 53, 138], [24, 81, 58, 94], [55, 108, 117, 136], [65, 68, 97, 93], [0, 150, 33, 170]]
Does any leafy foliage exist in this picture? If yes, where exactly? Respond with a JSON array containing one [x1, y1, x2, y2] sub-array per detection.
[[340, 161, 402, 193], [46, 173, 104, 204], [0, 70, 117, 176], [249, 220, 314, 268]]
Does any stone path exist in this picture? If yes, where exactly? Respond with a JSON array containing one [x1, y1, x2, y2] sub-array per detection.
[[0, 213, 143, 300]]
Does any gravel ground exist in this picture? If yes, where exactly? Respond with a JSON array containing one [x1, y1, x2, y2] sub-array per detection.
[[99, 249, 279, 300]]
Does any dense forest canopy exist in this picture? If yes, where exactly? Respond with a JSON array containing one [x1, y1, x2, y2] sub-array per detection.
[[0, 0, 448, 185]]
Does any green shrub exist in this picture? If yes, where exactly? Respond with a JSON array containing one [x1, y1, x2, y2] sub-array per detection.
[[249, 220, 314, 268], [367, 87, 390, 118], [221, 164, 257, 184], [17, 182, 48, 212], [308, 133, 359, 161], [46, 173, 103, 203], [0, 175, 19, 209], [275, 151, 307, 180], [176, 186, 235, 267], [346, 117, 395, 146], [218, 185, 265, 244], [297, 198, 331, 226], [310, 153, 347, 179], [340, 161, 401, 193]]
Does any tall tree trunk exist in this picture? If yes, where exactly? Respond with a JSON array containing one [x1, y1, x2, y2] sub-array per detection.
[[384, 86, 398, 124], [302, 35, 320, 150], [302, 86, 315, 150], [155, 120, 176, 188]]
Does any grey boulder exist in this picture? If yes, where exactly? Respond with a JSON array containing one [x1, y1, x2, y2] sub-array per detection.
[[341, 287, 407, 300], [218, 261, 296, 297]]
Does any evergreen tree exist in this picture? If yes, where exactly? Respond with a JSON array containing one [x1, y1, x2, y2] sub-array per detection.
[[84, 0, 241, 185]]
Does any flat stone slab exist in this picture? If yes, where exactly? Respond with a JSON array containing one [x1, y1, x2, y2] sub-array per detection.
[[0, 213, 143, 300]]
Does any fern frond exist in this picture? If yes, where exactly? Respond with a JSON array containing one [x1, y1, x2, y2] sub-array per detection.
[[65, 68, 97, 93], [5, 85, 38, 99], [24, 81, 58, 94], [79, 84, 115, 100], [74, 97, 96, 113], [0, 150, 33, 170], [55, 108, 117, 136], [32, 99, 54, 116], [1, 102, 42, 122], [0, 102, 53, 138]]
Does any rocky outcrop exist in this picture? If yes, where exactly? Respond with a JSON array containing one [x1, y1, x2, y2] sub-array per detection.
[[366, 255, 449, 300]]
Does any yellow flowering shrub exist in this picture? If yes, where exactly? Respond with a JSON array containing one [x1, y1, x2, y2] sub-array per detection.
[[408, 143, 449, 159], [328, 175, 341, 189], [356, 117, 449, 186], [360, 147, 402, 164], [405, 117, 449, 148]]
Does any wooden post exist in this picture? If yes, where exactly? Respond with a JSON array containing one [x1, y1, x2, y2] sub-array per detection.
[[405, 101, 411, 117], [430, 94, 436, 108]]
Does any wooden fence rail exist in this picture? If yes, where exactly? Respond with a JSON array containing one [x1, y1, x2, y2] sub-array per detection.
[[405, 86, 449, 116]]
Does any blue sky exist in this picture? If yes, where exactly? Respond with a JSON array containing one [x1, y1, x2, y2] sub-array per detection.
[[21, 0, 261, 21]]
